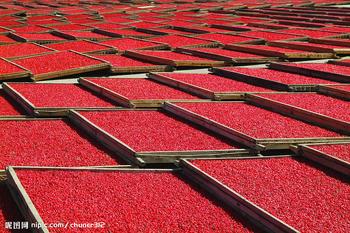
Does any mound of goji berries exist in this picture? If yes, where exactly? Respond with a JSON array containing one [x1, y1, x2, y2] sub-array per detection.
[[196, 33, 259, 44], [84, 78, 199, 100], [156, 73, 272, 92], [44, 40, 112, 53], [0, 182, 28, 232], [310, 143, 350, 163], [150, 35, 212, 48], [79, 110, 240, 152], [13, 51, 106, 75], [8, 83, 115, 108], [220, 67, 338, 85], [15, 169, 257, 232], [175, 102, 341, 139], [257, 93, 350, 122], [0, 119, 121, 169], [0, 43, 52, 59], [191, 157, 350, 233], [0, 90, 23, 116], [101, 38, 163, 51]]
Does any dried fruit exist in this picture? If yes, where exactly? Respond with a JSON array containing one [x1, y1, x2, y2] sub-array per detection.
[[310, 143, 350, 163], [196, 33, 258, 44], [16, 169, 256, 232], [0, 43, 52, 59], [240, 31, 302, 41], [84, 78, 198, 99], [101, 38, 163, 51], [0, 120, 121, 168], [79, 110, 239, 152], [13, 51, 105, 75], [44, 40, 112, 53], [0, 90, 23, 116], [257, 93, 350, 122], [221, 67, 338, 85], [155, 73, 272, 92], [175, 102, 341, 139], [7, 83, 115, 108], [191, 157, 350, 233], [150, 35, 212, 48]]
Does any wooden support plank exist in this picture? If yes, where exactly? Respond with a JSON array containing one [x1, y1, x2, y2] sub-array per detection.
[[109, 64, 173, 74]]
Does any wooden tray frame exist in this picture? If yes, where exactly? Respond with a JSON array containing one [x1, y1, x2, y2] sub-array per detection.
[[2, 83, 119, 117], [179, 156, 299, 233], [209, 24, 252, 32], [153, 36, 220, 49], [51, 30, 111, 42], [111, 63, 173, 74], [0, 163, 132, 178], [162, 101, 350, 150], [135, 27, 191, 36], [7, 32, 66, 44], [68, 109, 253, 165], [102, 37, 170, 52], [192, 34, 265, 46], [148, 72, 274, 100], [238, 31, 308, 42], [310, 38, 350, 47], [247, 22, 290, 30], [268, 41, 349, 55], [292, 143, 349, 176], [93, 28, 156, 39], [12, 51, 111, 81], [224, 44, 335, 59], [328, 58, 350, 67], [175, 47, 279, 64], [276, 20, 325, 28], [282, 30, 350, 40], [124, 50, 228, 67], [245, 93, 350, 135], [93, 54, 173, 74], [0, 57, 31, 81], [6, 166, 171, 233], [42, 39, 117, 54], [210, 67, 320, 92], [79, 77, 203, 108], [0, 116, 132, 168], [0, 89, 28, 119], [1, 42, 58, 60], [269, 62, 350, 83], [317, 84, 350, 101]]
